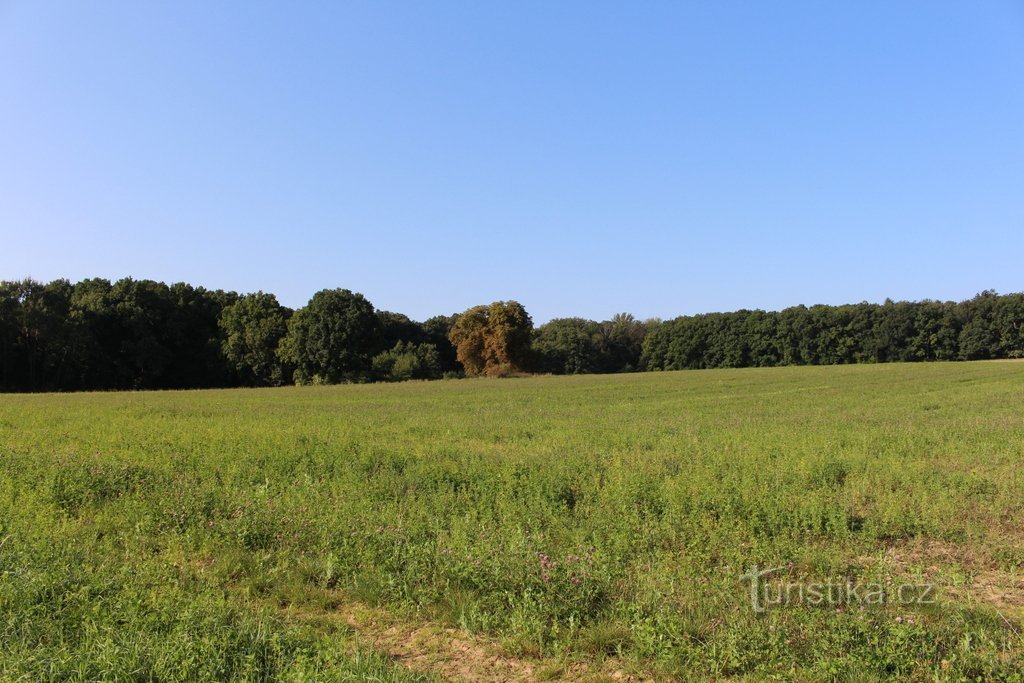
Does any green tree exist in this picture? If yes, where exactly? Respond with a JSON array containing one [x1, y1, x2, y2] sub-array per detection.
[[377, 311, 426, 350], [371, 341, 443, 381], [281, 289, 381, 384], [533, 318, 603, 374], [0, 283, 21, 390], [600, 313, 651, 372], [165, 282, 236, 388], [220, 292, 291, 386], [959, 291, 999, 361], [995, 294, 1024, 358], [422, 314, 460, 372], [0, 279, 75, 390]]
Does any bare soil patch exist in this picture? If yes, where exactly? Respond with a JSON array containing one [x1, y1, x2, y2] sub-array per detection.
[[878, 537, 1024, 619], [277, 593, 651, 682]]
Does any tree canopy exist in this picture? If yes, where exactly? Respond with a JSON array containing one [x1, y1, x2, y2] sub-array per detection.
[[279, 289, 381, 384], [219, 292, 291, 386], [449, 301, 533, 376], [1, 277, 1021, 392]]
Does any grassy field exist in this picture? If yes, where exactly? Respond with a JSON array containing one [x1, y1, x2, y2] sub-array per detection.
[[1, 362, 1023, 681]]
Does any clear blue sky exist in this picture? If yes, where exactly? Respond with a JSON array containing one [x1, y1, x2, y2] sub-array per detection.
[[2, 2, 1022, 323]]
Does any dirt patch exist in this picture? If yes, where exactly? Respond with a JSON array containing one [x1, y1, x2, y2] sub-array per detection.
[[342, 603, 541, 682], [878, 538, 1024, 620], [278, 594, 650, 682], [968, 571, 1024, 615], [882, 538, 981, 571]]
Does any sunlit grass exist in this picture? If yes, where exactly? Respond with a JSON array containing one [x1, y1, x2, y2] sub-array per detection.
[[2, 362, 1023, 679]]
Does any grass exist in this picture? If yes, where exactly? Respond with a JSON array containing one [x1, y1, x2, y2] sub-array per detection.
[[2, 362, 1024, 680]]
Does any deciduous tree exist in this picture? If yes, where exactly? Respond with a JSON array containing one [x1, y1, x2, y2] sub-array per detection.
[[449, 301, 532, 376], [220, 292, 291, 386], [280, 289, 380, 383]]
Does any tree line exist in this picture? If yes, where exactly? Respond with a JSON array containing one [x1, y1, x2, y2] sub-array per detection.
[[642, 292, 1024, 371], [0, 277, 1020, 392]]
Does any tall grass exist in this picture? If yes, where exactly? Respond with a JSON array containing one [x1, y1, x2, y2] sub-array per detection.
[[2, 362, 1023, 679]]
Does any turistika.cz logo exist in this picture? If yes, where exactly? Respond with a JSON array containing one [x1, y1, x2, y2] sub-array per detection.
[[740, 565, 936, 613]]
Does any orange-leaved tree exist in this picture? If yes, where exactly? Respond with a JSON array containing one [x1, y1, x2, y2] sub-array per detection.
[[448, 301, 532, 376]]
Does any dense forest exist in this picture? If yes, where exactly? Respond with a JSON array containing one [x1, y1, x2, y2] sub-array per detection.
[[0, 277, 1021, 392]]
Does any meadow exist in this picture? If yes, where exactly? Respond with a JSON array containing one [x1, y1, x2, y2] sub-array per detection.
[[1, 362, 1023, 681]]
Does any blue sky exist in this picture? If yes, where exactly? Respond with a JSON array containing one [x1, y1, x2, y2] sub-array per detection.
[[2, 2, 1022, 323]]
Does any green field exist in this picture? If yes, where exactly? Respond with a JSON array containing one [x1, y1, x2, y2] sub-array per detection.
[[2, 362, 1023, 681]]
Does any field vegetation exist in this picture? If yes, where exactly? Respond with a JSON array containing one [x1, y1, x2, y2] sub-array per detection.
[[2, 361, 1024, 679]]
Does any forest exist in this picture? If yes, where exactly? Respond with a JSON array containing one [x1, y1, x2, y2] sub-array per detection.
[[0, 277, 1021, 392]]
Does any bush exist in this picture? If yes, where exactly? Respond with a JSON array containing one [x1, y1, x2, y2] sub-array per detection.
[[372, 342, 443, 381]]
